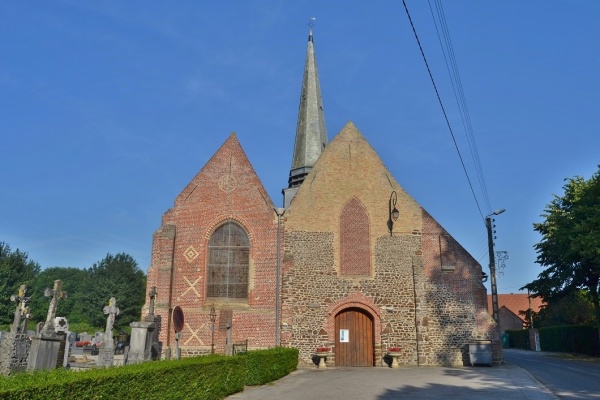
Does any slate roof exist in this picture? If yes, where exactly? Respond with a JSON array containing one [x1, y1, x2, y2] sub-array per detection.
[[288, 27, 328, 188]]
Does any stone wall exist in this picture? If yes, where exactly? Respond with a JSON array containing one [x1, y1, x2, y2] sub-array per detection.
[[282, 225, 494, 367], [420, 209, 499, 365], [281, 231, 423, 366], [0, 332, 31, 375], [279, 123, 496, 367]]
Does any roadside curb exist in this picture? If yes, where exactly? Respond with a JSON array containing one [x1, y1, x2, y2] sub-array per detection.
[[503, 362, 559, 400]]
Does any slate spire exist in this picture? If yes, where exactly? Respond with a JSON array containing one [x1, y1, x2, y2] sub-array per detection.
[[283, 26, 328, 207]]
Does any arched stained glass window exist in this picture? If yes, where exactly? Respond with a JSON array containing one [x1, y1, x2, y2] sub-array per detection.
[[207, 222, 250, 299]]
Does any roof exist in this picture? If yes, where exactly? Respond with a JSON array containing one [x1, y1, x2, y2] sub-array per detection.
[[487, 294, 545, 321]]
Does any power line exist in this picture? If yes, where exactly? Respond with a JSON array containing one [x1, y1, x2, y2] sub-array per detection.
[[401, 0, 485, 221], [428, 0, 492, 215]]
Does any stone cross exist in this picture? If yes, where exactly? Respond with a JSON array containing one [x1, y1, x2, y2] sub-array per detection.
[[10, 285, 30, 334], [41, 280, 67, 336], [103, 297, 120, 338], [148, 286, 157, 316], [20, 306, 32, 333]]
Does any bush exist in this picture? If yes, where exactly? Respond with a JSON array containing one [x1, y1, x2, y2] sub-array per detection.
[[539, 324, 599, 356], [245, 347, 299, 386], [0, 347, 300, 399], [66, 322, 104, 335], [0, 355, 245, 400], [506, 329, 529, 349]]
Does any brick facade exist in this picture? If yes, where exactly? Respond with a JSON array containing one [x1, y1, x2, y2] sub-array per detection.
[[145, 133, 280, 354], [144, 123, 499, 366]]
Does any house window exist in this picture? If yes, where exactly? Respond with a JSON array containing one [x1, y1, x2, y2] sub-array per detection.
[[207, 222, 250, 299]]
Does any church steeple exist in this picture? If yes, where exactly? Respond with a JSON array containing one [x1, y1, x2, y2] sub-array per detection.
[[283, 25, 328, 207]]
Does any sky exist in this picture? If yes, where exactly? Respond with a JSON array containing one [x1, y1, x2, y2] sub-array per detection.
[[2, 1, 599, 295]]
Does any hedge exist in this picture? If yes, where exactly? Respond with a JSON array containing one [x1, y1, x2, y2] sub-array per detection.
[[244, 347, 299, 386], [0, 347, 299, 400], [539, 324, 600, 356], [506, 329, 529, 349]]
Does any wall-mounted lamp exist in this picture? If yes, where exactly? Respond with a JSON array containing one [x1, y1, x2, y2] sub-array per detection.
[[388, 191, 399, 236]]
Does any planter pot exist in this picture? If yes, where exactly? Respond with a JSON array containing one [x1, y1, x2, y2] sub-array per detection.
[[315, 352, 331, 368], [387, 352, 401, 368]]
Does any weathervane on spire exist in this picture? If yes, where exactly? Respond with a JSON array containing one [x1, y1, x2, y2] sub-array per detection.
[[307, 16, 316, 28]]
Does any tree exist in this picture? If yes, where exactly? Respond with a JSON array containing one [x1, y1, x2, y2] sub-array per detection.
[[0, 242, 41, 327], [79, 253, 146, 331], [28, 267, 90, 328], [523, 166, 600, 341], [529, 290, 595, 328]]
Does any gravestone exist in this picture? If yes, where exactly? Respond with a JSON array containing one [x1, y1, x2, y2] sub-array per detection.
[[97, 297, 119, 367], [0, 285, 32, 375], [220, 309, 233, 355], [79, 333, 93, 342], [128, 286, 161, 364], [27, 280, 67, 371], [52, 317, 69, 368]]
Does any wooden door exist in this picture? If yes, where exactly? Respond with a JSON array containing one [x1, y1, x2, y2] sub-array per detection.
[[334, 307, 374, 366]]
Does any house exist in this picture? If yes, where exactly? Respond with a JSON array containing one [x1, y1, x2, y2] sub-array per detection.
[[487, 294, 544, 333], [143, 28, 498, 367]]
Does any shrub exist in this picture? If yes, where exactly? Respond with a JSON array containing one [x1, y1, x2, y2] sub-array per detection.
[[0, 355, 245, 400], [540, 324, 599, 356], [0, 347, 300, 399], [245, 347, 299, 386], [506, 329, 529, 349]]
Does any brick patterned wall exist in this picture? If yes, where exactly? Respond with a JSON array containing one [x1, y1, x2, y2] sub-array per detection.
[[144, 134, 280, 354], [340, 197, 371, 276]]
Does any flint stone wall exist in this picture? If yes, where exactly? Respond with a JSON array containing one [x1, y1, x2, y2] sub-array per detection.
[[0, 332, 30, 375], [282, 230, 490, 367]]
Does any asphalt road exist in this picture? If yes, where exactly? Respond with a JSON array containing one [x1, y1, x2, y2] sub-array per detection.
[[504, 349, 600, 399], [228, 362, 557, 400]]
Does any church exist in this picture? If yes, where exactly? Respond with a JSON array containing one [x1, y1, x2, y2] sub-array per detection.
[[144, 28, 498, 367]]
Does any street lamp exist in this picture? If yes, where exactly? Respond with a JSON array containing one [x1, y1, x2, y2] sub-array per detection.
[[209, 305, 216, 354], [275, 207, 285, 347], [388, 191, 399, 236], [486, 208, 505, 323]]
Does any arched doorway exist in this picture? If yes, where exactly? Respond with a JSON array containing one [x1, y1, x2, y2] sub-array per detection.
[[334, 307, 374, 366]]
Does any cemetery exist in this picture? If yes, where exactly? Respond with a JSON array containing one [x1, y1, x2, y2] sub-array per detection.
[[0, 279, 299, 399]]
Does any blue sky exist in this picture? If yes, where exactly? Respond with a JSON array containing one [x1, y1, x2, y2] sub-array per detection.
[[2, 1, 599, 295]]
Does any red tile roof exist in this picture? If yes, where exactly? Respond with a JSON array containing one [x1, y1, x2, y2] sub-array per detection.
[[487, 294, 545, 321]]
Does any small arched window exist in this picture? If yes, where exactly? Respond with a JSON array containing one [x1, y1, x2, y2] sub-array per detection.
[[207, 222, 250, 299]]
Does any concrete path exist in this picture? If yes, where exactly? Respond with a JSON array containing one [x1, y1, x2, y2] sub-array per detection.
[[228, 363, 558, 400]]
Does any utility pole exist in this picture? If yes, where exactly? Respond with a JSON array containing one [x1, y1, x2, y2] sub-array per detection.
[[486, 209, 505, 323]]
